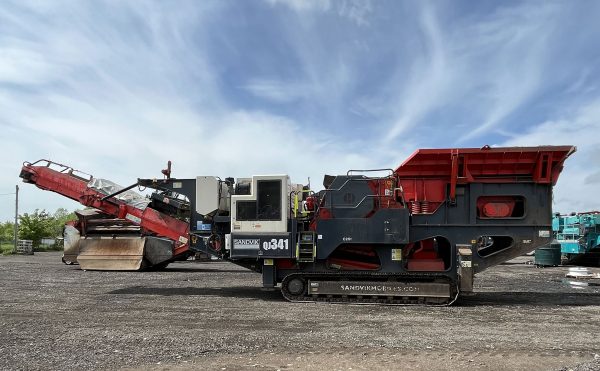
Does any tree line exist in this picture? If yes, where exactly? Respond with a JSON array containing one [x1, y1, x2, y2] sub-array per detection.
[[0, 208, 76, 247]]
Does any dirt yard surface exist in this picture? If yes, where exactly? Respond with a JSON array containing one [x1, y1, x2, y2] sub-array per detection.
[[1, 252, 599, 371]]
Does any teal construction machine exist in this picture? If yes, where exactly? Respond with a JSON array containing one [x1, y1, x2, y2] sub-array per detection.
[[552, 212, 600, 266]]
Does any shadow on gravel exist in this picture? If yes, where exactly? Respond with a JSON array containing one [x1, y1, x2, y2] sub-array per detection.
[[109, 287, 598, 306], [109, 286, 282, 301], [458, 292, 600, 307], [160, 268, 252, 273]]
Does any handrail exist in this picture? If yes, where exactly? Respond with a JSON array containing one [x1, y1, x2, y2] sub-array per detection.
[[321, 175, 394, 193], [347, 168, 394, 177], [23, 159, 93, 181]]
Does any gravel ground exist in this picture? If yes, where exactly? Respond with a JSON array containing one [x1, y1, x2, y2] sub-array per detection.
[[1, 252, 599, 370]]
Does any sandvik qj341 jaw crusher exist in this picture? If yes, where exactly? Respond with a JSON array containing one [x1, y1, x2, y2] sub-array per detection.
[[20, 145, 575, 305]]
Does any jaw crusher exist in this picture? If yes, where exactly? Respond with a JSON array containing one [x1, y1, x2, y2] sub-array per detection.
[[20, 145, 575, 304]]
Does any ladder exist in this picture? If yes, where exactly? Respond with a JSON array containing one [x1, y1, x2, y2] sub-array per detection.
[[297, 231, 316, 262]]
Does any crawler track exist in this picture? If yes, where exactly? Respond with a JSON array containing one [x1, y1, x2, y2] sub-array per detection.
[[281, 272, 459, 306]]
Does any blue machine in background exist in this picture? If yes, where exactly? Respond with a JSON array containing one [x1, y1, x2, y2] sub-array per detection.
[[553, 212, 600, 266]]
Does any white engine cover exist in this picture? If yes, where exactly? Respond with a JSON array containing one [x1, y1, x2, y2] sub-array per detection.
[[231, 175, 290, 234]]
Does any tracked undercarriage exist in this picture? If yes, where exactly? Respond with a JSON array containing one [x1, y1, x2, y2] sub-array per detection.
[[281, 273, 458, 305]]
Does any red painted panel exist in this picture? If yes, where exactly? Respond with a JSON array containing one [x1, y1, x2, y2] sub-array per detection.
[[482, 203, 512, 218], [392, 146, 575, 209], [395, 146, 575, 185], [476, 196, 518, 218], [407, 259, 445, 271]]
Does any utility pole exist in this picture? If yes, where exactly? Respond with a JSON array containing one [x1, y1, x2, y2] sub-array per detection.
[[14, 185, 18, 253]]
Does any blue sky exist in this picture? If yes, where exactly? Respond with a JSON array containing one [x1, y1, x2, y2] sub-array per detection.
[[1, 0, 600, 221]]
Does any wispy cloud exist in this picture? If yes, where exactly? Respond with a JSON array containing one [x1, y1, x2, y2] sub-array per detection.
[[241, 79, 312, 103], [384, 3, 450, 142], [501, 99, 600, 213], [1, 1, 600, 220], [337, 0, 373, 26], [266, 0, 373, 25], [458, 4, 558, 141], [266, 0, 332, 13], [381, 2, 566, 144], [0, 1, 379, 219]]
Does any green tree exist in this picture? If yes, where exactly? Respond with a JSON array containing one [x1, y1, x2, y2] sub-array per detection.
[[51, 208, 76, 237], [0, 221, 14, 242], [18, 209, 54, 247], [17, 208, 76, 247]]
